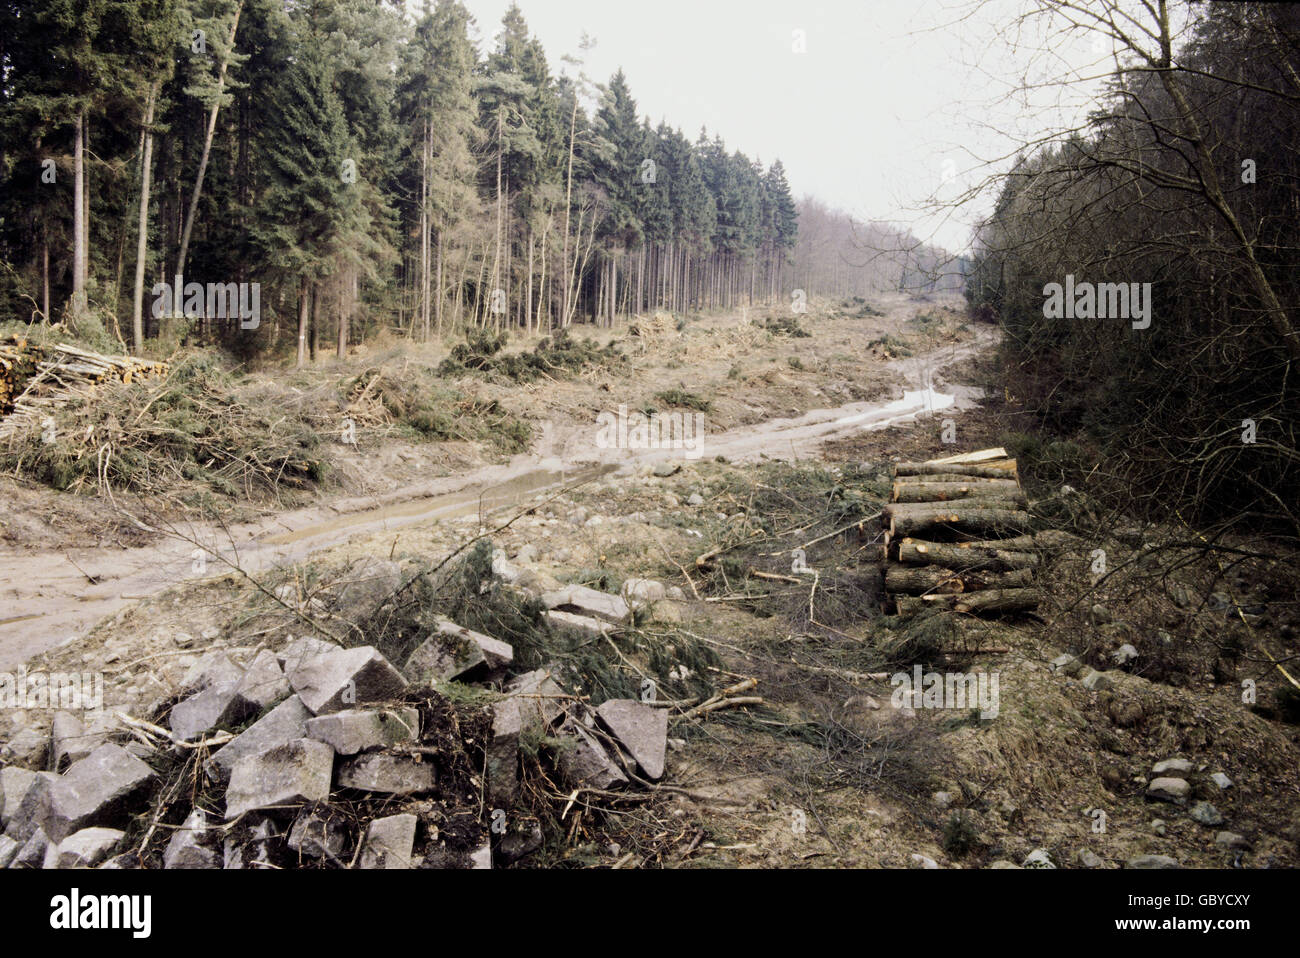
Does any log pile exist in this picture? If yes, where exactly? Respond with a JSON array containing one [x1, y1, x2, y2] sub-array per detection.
[[882, 447, 1041, 617], [0, 335, 168, 440]]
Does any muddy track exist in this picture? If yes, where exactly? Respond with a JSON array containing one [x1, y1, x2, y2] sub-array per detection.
[[0, 326, 995, 670]]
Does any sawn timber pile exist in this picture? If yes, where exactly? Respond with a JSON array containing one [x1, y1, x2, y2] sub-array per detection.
[[882, 448, 1041, 617], [0, 336, 168, 440]]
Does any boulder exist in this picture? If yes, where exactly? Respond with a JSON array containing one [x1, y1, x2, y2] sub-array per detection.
[[15, 745, 156, 843], [286, 645, 408, 715], [1146, 777, 1191, 804], [554, 714, 627, 791], [540, 584, 630, 624], [169, 681, 239, 742], [305, 707, 419, 755], [0, 767, 38, 829], [0, 726, 48, 767], [229, 650, 291, 715], [0, 835, 17, 869], [163, 810, 219, 869], [1190, 802, 1224, 827], [224, 739, 334, 820], [12, 828, 50, 868], [180, 650, 243, 692], [1151, 757, 1194, 776], [544, 610, 611, 642], [206, 695, 312, 782], [595, 699, 667, 780], [51, 711, 103, 770], [1127, 854, 1181, 869], [337, 753, 434, 795], [358, 814, 417, 869], [287, 808, 347, 860], [402, 620, 512, 684], [503, 669, 567, 727], [52, 827, 125, 868]]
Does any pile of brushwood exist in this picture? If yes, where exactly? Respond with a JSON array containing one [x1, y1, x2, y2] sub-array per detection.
[[438, 329, 625, 383]]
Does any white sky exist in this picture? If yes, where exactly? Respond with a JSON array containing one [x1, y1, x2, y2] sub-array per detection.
[[427, 0, 1121, 253]]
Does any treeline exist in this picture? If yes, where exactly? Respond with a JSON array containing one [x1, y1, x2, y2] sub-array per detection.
[[0, 0, 799, 360], [966, 1, 1300, 538], [791, 196, 963, 300]]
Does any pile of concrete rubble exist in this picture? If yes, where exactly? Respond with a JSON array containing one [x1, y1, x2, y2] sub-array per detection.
[[0, 551, 674, 869]]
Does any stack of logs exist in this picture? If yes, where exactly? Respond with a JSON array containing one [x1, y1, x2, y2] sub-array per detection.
[[882, 448, 1042, 616], [0, 335, 169, 440]]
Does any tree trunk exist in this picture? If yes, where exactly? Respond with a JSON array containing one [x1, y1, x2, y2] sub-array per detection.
[[884, 504, 1035, 539], [131, 83, 159, 354], [894, 461, 1019, 479], [892, 481, 1025, 505], [175, 0, 244, 280], [296, 276, 309, 368], [71, 106, 87, 322]]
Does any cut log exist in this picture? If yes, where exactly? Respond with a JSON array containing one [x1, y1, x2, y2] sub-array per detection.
[[885, 505, 1034, 539], [894, 588, 1041, 616], [923, 447, 1008, 465], [892, 481, 1025, 505], [894, 460, 1019, 479], [896, 538, 1040, 571], [885, 563, 1034, 595]]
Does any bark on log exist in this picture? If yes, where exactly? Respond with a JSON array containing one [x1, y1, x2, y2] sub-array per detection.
[[894, 473, 1016, 485], [894, 588, 1041, 616], [895, 539, 1040, 571], [885, 563, 1034, 594], [892, 481, 1025, 505], [885, 504, 1034, 539], [893, 461, 1019, 479]]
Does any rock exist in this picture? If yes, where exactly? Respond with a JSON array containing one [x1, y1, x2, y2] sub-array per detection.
[[12, 828, 50, 868], [286, 645, 408, 715], [1080, 669, 1115, 691], [909, 853, 939, 869], [1151, 819, 1167, 836], [666, 585, 686, 601], [15, 745, 156, 844], [986, 860, 1020, 869], [932, 791, 953, 809], [276, 636, 340, 673], [224, 739, 334, 820], [163, 810, 219, 869], [0, 835, 17, 869], [1190, 802, 1224, 827], [1091, 604, 1113, 624], [2, 771, 58, 843], [1112, 644, 1139, 666], [1147, 777, 1191, 804], [1210, 772, 1233, 790], [1215, 831, 1250, 850], [491, 549, 525, 584], [207, 695, 312, 781], [487, 699, 523, 808], [544, 610, 611, 641], [223, 816, 279, 870], [470, 842, 492, 869], [51, 827, 125, 868], [540, 585, 630, 624], [338, 753, 434, 795], [1, 726, 48, 767], [653, 462, 680, 477], [621, 578, 667, 606], [555, 714, 628, 791], [497, 821, 544, 864], [688, 493, 704, 507], [1049, 653, 1081, 675], [358, 814, 417, 869], [230, 650, 291, 715], [305, 707, 419, 755], [595, 699, 667, 780], [287, 808, 346, 860], [403, 620, 512, 684], [1076, 849, 1104, 868], [0, 767, 38, 829], [326, 558, 403, 618], [1127, 854, 1181, 869], [169, 681, 240, 742], [51, 711, 102, 770], [515, 544, 538, 564], [1152, 757, 1194, 776], [1107, 697, 1144, 728], [1023, 848, 1056, 869], [180, 650, 243, 692], [504, 669, 567, 727]]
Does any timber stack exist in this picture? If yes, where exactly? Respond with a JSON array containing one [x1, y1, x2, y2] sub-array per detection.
[[882, 447, 1041, 617], [0, 335, 168, 440]]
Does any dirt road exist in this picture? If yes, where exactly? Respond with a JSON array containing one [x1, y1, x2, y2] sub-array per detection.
[[0, 323, 994, 670]]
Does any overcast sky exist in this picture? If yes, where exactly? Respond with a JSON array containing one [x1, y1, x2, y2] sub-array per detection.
[[432, 0, 1115, 254]]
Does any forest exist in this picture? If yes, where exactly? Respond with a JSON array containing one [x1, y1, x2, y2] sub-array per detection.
[[0, 0, 962, 365]]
